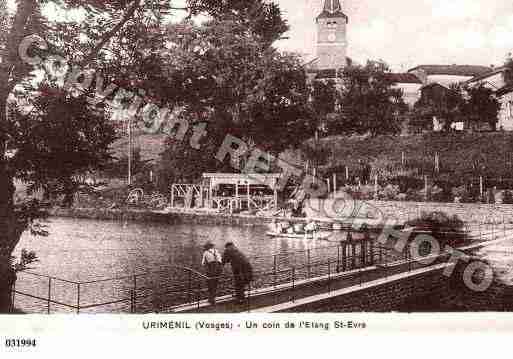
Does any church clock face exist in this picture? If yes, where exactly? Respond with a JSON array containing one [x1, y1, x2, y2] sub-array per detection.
[[328, 33, 336, 42]]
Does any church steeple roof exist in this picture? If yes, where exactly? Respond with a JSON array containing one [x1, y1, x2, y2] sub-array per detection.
[[317, 0, 348, 21], [323, 0, 342, 13]]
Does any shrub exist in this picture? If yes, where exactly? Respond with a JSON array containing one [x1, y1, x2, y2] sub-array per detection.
[[503, 190, 513, 204], [452, 185, 469, 203], [405, 211, 467, 247], [379, 184, 400, 200]]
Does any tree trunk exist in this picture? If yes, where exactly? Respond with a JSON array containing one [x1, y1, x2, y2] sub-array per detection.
[[0, 96, 18, 312]]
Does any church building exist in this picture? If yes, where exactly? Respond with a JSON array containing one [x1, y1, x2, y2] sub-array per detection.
[[305, 0, 349, 80]]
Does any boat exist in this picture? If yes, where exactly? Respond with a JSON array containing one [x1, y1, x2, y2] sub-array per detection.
[[266, 231, 333, 240]]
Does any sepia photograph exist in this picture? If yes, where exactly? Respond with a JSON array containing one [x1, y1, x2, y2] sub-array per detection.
[[1, 0, 513, 352]]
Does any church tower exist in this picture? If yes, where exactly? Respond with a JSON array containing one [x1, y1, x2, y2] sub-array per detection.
[[316, 0, 348, 71]]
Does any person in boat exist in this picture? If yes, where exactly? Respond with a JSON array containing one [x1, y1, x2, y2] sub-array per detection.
[[222, 243, 253, 304], [304, 221, 318, 234], [201, 242, 223, 305]]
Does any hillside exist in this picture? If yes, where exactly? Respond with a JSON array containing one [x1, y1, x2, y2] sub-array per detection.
[[312, 132, 513, 185], [110, 132, 168, 162]]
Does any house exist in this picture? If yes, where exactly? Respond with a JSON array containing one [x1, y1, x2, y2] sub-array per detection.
[[412, 83, 465, 132], [408, 65, 493, 87], [466, 66, 507, 91], [466, 67, 513, 131], [496, 85, 513, 131], [384, 73, 423, 108]]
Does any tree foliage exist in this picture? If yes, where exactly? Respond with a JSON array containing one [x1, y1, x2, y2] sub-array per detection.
[[333, 61, 408, 137], [156, 18, 313, 183], [8, 83, 117, 206], [412, 84, 466, 132], [0, 0, 290, 297], [464, 85, 501, 131]]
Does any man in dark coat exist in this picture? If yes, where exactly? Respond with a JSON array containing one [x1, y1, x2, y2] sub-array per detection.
[[222, 243, 253, 304]]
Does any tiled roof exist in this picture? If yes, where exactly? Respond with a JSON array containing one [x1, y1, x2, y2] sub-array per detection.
[[323, 0, 342, 13], [497, 85, 513, 96], [466, 67, 506, 83], [408, 65, 492, 77], [384, 73, 423, 84]]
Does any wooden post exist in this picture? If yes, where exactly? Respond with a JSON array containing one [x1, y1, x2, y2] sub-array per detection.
[[346, 166, 349, 181], [480, 176, 484, 200], [247, 182, 250, 210], [424, 175, 428, 200], [401, 151, 405, 166], [341, 242, 347, 272], [313, 167, 316, 185], [333, 173, 337, 198], [209, 181, 213, 209], [327, 178, 331, 194], [361, 241, 366, 266], [374, 175, 378, 199], [235, 183, 239, 210]]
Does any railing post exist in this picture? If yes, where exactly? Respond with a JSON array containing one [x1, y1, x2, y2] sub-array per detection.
[[76, 283, 81, 314], [307, 250, 311, 279], [369, 240, 375, 265], [351, 242, 356, 269], [361, 241, 366, 267], [342, 242, 347, 272], [10, 281, 16, 314], [337, 245, 341, 272], [188, 270, 192, 302], [247, 281, 251, 313], [328, 260, 331, 293], [197, 281, 201, 310], [132, 275, 137, 313], [273, 255, 277, 288], [291, 268, 296, 303], [47, 277, 52, 315]]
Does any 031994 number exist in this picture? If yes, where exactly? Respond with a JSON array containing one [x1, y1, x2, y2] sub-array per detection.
[[5, 339, 37, 348]]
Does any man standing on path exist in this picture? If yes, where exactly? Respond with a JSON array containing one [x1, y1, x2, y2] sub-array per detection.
[[202, 242, 223, 305], [222, 243, 253, 304]]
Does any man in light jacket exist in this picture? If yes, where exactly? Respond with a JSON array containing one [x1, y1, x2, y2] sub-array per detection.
[[202, 242, 223, 305]]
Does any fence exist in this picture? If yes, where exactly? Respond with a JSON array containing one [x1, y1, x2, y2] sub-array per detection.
[[10, 219, 512, 314]]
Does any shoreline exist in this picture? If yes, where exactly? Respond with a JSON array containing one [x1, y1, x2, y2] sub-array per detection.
[[48, 207, 379, 229]]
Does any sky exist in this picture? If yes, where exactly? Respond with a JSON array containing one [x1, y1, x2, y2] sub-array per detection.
[[274, 0, 513, 71], [5, 0, 513, 72]]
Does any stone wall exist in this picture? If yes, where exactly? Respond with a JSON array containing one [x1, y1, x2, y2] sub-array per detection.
[[49, 207, 272, 227], [362, 200, 513, 224], [278, 267, 452, 313], [278, 261, 513, 313]]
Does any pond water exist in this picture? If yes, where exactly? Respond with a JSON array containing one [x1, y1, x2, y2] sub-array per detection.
[[13, 217, 348, 313]]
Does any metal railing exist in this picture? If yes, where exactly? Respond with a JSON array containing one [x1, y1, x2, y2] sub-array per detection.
[[10, 221, 513, 314]]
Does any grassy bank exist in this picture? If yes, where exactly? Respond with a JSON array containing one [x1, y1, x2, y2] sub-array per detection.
[[313, 132, 513, 185]]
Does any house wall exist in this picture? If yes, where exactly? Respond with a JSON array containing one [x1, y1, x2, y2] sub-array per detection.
[[469, 72, 506, 91], [498, 92, 513, 131], [426, 75, 473, 86], [393, 83, 422, 108]]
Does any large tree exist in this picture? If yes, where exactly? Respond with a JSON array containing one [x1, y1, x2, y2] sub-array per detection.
[[0, 0, 288, 311], [336, 60, 407, 137], [310, 79, 338, 134], [156, 17, 313, 184], [464, 84, 501, 131], [412, 84, 466, 132], [9, 83, 117, 207]]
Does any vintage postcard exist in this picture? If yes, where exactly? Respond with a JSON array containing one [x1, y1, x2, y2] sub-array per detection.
[[1, 0, 513, 355]]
